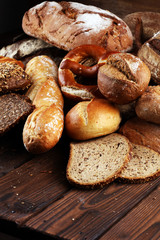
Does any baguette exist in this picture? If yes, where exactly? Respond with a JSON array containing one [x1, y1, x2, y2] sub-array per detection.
[[22, 1, 133, 52], [23, 55, 64, 154]]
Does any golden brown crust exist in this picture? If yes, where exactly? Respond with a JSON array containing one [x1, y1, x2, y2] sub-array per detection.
[[23, 55, 64, 154], [97, 53, 151, 104], [65, 98, 121, 140]]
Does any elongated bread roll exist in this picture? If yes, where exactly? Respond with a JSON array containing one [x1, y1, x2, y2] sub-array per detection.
[[23, 55, 64, 154]]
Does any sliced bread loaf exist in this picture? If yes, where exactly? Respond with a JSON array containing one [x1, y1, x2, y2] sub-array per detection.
[[66, 133, 132, 188], [119, 144, 160, 182]]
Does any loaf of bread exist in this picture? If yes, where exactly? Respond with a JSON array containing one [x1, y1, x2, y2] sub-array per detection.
[[97, 53, 151, 104], [0, 93, 34, 136], [123, 12, 160, 42], [65, 98, 121, 140], [120, 117, 160, 154], [23, 55, 64, 154], [138, 31, 160, 84], [25, 55, 58, 102], [119, 143, 160, 182], [0, 57, 31, 94], [66, 133, 132, 188], [135, 86, 160, 124], [22, 1, 133, 52], [0, 37, 52, 60]]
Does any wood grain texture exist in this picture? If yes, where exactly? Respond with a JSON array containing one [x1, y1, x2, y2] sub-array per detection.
[[24, 178, 160, 240], [101, 185, 160, 240], [0, 139, 70, 225]]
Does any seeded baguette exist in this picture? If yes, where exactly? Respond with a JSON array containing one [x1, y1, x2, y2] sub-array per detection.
[[119, 143, 160, 182], [66, 133, 132, 188]]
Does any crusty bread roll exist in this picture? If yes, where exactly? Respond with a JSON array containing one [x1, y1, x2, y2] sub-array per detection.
[[135, 86, 160, 124], [23, 55, 64, 154], [65, 98, 121, 140], [97, 53, 151, 104], [22, 1, 133, 52]]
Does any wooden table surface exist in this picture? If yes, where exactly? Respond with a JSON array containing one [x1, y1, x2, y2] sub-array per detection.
[[0, 0, 160, 240]]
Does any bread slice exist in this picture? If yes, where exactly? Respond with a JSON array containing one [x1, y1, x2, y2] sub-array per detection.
[[66, 133, 132, 188], [0, 93, 34, 136], [119, 144, 160, 182]]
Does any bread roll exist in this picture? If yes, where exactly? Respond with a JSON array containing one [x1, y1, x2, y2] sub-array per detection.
[[22, 1, 133, 52], [65, 98, 121, 140], [97, 53, 151, 104], [135, 86, 160, 124], [23, 55, 64, 154]]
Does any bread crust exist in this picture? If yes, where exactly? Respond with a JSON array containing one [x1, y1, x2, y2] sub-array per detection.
[[66, 133, 132, 189], [138, 31, 160, 84], [135, 86, 160, 124], [65, 98, 121, 140], [23, 55, 64, 154], [22, 1, 133, 52], [97, 53, 151, 104], [120, 117, 160, 154]]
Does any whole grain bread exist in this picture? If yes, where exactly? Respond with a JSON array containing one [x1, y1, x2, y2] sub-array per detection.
[[66, 133, 132, 188], [22, 1, 133, 52], [0, 93, 34, 136], [0, 61, 31, 94], [119, 143, 160, 182], [119, 117, 160, 154]]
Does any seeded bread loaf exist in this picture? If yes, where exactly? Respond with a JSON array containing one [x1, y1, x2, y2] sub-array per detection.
[[66, 133, 132, 188], [119, 117, 160, 154], [22, 1, 133, 52], [119, 143, 160, 182], [0, 60, 31, 94], [0, 93, 34, 136]]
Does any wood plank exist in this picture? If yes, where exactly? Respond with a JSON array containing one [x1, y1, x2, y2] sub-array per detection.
[[0, 138, 71, 225], [100, 185, 160, 240], [0, 124, 33, 177], [24, 177, 160, 240]]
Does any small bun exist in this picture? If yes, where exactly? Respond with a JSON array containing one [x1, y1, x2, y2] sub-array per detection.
[[65, 98, 121, 140], [135, 86, 160, 124], [97, 53, 151, 104]]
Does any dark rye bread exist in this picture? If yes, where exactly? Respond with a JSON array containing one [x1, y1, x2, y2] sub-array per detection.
[[0, 93, 34, 136], [0, 61, 31, 94], [66, 133, 132, 188], [119, 143, 160, 182]]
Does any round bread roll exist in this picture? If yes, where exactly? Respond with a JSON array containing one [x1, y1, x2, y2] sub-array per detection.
[[135, 86, 160, 124], [97, 53, 151, 105], [65, 98, 121, 140]]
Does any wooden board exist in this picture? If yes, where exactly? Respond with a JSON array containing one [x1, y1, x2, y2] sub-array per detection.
[[0, 0, 160, 239]]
